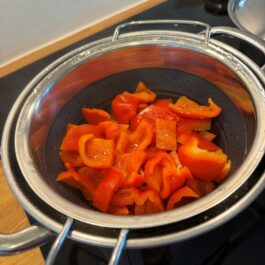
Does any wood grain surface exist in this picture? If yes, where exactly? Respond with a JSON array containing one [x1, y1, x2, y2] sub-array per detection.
[[0, 161, 44, 265]]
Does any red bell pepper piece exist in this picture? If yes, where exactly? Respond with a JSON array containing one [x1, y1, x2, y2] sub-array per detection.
[[178, 132, 220, 152], [122, 172, 145, 188], [166, 186, 199, 210], [160, 161, 188, 199], [132, 188, 165, 215], [145, 151, 189, 198], [198, 131, 216, 142], [116, 119, 153, 154], [93, 167, 126, 212], [181, 117, 211, 131], [82, 108, 111, 125], [60, 124, 102, 152], [186, 178, 216, 197], [126, 81, 157, 103], [108, 206, 130, 215], [110, 188, 135, 207], [78, 134, 114, 168], [155, 118, 177, 151], [111, 93, 140, 124], [59, 151, 85, 168], [77, 166, 105, 188], [130, 104, 179, 131], [99, 121, 128, 140], [114, 150, 147, 176], [169, 96, 222, 119], [56, 168, 95, 200], [128, 119, 153, 152], [177, 136, 229, 181]]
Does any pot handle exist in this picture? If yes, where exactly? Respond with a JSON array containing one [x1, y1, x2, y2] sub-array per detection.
[[208, 27, 265, 72], [112, 20, 210, 42], [0, 223, 54, 255]]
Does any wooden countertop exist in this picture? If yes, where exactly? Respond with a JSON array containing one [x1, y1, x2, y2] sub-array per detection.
[[0, 161, 44, 265]]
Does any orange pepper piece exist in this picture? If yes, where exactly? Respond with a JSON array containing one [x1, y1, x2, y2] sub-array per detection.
[[60, 124, 102, 152], [59, 151, 85, 168], [78, 134, 114, 168], [110, 188, 135, 207], [166, 186, 199, 210], [155, 118, 177, 151], [169, 96, 222, 119], [177, 136, 229, 181], [56, 168, 95, 200], [93, 167, 125, 212], [82, 108, 111, 125], [99, 121, 128, 140], [132, 188, 164, 215], [125, 81, 157, 103]]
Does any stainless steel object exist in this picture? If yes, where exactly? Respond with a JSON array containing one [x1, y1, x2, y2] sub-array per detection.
[[228, 0, 265, 39], [1, 20, 265, 264]]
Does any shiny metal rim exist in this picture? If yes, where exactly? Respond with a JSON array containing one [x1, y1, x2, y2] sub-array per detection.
[[14, 29, 265, 229]]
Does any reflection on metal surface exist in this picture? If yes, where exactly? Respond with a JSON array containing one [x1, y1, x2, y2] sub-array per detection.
[[228, 0, 265, 39]]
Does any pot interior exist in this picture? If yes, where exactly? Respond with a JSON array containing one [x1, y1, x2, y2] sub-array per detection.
[[23, 44, 257, 225]]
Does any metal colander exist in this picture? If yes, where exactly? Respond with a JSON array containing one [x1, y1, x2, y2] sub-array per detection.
[[1, 20, 265, 265]]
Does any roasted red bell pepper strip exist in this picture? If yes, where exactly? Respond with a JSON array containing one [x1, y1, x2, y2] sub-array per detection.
[[93, 167, 126, 212], [60, 124, 102, 152], [166, 186, 199, 210], [56, 168, 95, 200], [78, 134, 114, 168], [169, 96, 222, 119], [177, 136, 229, 181], [82, 108, 111, 125], [155, 118, 177, 151]]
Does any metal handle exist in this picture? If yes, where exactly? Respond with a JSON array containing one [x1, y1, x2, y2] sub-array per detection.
[[209, 26, 265, 71], [108, 228, 129, 265], [46, 217, 74, 265], [0, 224, 54, 255], [112, 20, 210, 42]]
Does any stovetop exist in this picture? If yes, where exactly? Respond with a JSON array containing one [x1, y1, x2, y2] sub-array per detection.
[[1, 1, 265, 265]]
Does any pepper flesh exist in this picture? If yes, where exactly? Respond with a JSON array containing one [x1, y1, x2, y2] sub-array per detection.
[[178, 136, 229, 181], [169, 96, 222, 119]]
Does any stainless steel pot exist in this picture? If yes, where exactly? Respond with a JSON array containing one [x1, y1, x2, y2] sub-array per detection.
[[1, 20, 265, 265]]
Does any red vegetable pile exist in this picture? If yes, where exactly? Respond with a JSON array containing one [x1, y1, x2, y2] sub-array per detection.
[[57, 82, 231, 215]]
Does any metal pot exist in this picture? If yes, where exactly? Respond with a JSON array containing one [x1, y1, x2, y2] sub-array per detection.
[[1, 20, 265, 265]]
